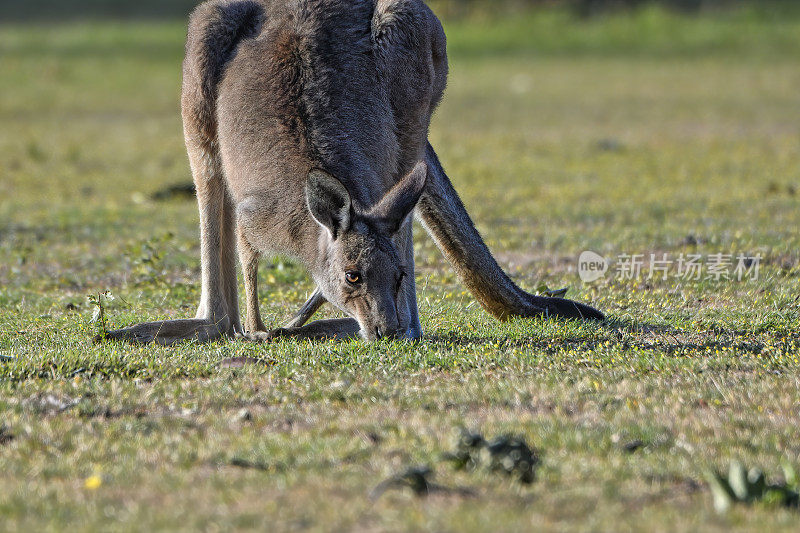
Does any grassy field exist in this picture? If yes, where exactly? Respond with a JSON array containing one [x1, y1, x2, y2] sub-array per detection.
[[2, 3, 800, 531]]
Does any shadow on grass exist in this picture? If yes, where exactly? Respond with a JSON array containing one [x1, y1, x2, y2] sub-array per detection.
[[425, 316, 775, 360], [3, 316, 792, 383]]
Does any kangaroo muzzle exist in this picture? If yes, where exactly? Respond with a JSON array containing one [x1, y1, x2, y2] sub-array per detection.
[[359, 297, 405, 341]]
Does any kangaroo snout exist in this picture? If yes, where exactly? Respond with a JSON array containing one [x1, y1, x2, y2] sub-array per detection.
[[364, 319, 402, 341], [374, 326, 400, 340], [359, 306, 404, 341]]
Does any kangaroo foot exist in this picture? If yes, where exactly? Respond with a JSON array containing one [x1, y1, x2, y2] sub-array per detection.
[[99, 318, 232, 346]]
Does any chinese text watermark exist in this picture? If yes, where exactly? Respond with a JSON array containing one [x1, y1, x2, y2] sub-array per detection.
[[578, 252, 761, 283]]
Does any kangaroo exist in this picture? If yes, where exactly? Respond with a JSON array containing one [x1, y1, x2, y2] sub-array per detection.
[[105, 0, 603, 345]]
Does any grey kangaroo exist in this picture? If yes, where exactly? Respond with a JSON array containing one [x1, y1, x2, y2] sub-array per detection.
[[106, 0, 603, 345]]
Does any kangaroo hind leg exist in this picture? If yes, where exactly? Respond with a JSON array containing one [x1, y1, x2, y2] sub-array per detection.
[[103, 142, 238, 345], [103, 2, 265, 345]]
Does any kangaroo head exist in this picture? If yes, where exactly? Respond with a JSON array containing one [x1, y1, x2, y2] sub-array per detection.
[[306, 162, 427, 340]]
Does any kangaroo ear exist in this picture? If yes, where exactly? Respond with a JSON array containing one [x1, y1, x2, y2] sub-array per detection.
[[368, 161, 427, 234], [306, 169, 352, 239]]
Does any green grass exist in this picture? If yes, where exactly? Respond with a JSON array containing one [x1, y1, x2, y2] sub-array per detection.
[[2, 4, 800, 531], [443, 2, 800, 57]]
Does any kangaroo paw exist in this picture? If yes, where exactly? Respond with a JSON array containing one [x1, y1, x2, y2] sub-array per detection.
[[99, 318, 231, 346], [254, 319, 361, 342], [235, 327, 306, 342], [235, 329, 275, 343]]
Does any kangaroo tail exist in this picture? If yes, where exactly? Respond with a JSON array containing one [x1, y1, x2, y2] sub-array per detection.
[[417, 143, 604, 321]]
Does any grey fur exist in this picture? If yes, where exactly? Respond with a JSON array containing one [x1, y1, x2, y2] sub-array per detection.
[[105, 0, 602, 346]]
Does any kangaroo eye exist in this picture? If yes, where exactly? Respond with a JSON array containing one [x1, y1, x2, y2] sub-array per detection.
[[345, 271, 362, 285]]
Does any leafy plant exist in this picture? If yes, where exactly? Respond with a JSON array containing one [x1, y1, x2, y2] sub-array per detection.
[[87, 291, 114, 341], [705, 460, 800, 513], [535, 283, 569, 298], [446, 430, 540, 484]]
